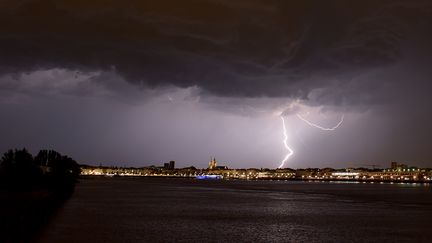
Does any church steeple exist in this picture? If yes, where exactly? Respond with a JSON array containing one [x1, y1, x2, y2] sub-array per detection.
[[208, 157, 217, 169]]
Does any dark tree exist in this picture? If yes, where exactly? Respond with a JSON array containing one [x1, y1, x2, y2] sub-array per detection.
[[34, 150, 80, 194], [34, 150, 62, 167], [1, 148, 80, 193], [0, 148, 42, 189], [0, 149, 80, 242]]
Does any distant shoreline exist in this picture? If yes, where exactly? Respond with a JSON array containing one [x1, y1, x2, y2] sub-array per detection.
[[80, 175, 431, 184]]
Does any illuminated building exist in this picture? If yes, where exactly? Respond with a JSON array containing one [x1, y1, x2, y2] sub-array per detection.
[[391, 161, 408, 171], [208, 157, 217, 170]]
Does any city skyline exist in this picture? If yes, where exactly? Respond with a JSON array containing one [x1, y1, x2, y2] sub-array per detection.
[[1, 1, 432, 169]]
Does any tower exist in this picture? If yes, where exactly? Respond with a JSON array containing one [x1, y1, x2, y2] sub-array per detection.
[[208, 157, 217, 170]]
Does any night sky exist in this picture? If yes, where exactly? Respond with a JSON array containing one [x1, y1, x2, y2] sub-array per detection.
[[1, 0, 432, 168]]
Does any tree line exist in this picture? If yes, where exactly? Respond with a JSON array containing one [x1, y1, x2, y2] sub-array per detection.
[[0, 148, 80, 194]]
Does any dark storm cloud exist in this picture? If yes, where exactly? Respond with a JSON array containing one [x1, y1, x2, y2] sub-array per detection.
[[1, 0, 431, 103]]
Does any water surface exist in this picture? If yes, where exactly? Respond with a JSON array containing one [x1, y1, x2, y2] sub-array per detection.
[[38, 177, 432, 242]]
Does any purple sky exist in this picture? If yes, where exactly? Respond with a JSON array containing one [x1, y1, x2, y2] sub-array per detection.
[[1, 0, 432, 168]]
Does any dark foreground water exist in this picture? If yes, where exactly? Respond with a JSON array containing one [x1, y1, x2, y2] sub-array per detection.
[[37, 177, 432, 242]]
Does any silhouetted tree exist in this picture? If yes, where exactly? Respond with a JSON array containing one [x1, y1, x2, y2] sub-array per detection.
[[0, 149, 42, 189], [0, 148, 81, 243], [34, 150, 62, 167], [0, 148, 80, 194], [35, 150, 79, 175], [34, 150, 80, 194]]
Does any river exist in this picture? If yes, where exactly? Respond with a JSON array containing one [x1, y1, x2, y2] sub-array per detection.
[[37, 177, 432, 242]]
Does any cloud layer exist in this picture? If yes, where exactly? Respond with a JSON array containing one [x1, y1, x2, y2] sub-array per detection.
[[1, 0, 431, 103], [1, 1, 432, 168]]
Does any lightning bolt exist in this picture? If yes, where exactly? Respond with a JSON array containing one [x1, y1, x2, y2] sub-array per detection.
[[278, 116, 294, 169], [297, 114, 344, 131], [277, 113, 344, 168]]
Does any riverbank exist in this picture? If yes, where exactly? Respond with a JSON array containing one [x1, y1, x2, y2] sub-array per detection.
[[0, 187, 74, 242]]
